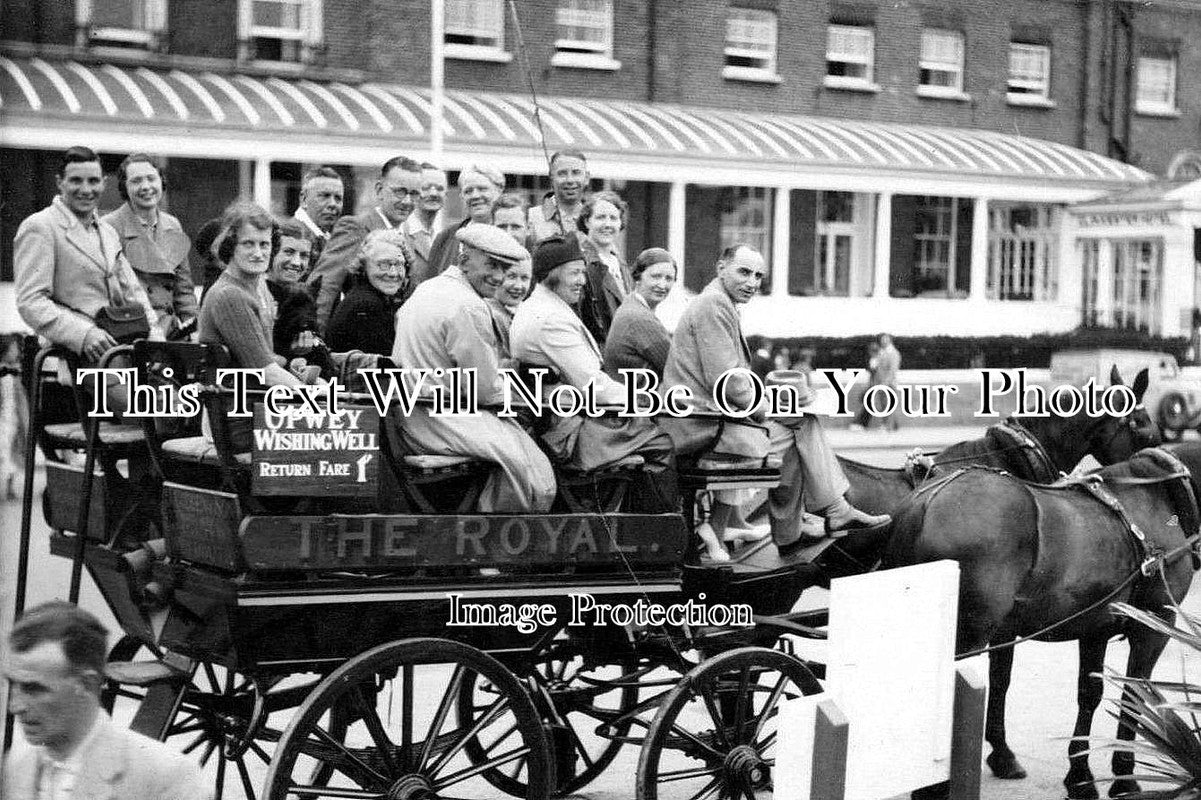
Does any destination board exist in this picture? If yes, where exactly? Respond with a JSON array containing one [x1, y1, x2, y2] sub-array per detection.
[[250, 402, 380, 497], [238, 513, 687, 572]]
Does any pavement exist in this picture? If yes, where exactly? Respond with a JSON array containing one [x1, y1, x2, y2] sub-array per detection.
[[826, 423, 988, 452]]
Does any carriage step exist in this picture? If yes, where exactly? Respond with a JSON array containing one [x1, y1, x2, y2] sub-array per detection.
[[106, 658, 189, 686]]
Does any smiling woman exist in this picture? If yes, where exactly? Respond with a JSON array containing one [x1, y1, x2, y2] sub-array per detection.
[[326, 228, 411, 356], [577, 190, 632, 347]]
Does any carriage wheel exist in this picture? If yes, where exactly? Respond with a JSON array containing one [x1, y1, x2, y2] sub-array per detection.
[[263, 638, 553, 800], [457, 656, 648, 797], [102, 636, 314, 800], [636, 647, 822, 800]]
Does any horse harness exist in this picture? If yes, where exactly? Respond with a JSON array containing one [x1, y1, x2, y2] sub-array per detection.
[[915, 447, 1201, 580], [903, 418, 1057, 487]]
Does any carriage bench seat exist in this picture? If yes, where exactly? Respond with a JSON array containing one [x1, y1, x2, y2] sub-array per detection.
[[43, 421, 147, 449], [402, 453, 490, 473], [160, 436, 252, 466], [679, 453, 783, 493], [556, 455, 646, 513]]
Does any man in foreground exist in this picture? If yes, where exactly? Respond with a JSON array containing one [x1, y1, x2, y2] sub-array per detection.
[[3, 601, 209, 799]]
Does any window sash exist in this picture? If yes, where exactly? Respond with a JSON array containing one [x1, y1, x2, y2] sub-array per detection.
[[1137, 55, 1176, 110], [555, 0, 612, 53], [726, 8, 777, 72], [446, 0, 504, 45], [720, 187, 774, 275], [1008, 43, 1050, 96], [919, 29, 963, 88], [827, 24, 874, 80], [251, 0, 305, 35], [79, 0, 167, 38]]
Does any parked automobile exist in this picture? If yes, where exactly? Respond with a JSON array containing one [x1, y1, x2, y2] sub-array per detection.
[[1050, 348, 1199, 440]]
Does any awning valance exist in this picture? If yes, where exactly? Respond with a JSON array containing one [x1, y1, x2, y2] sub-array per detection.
[[0, 54, 1151, 188]]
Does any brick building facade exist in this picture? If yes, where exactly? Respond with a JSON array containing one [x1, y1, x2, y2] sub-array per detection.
[[2, 0, 1199, 337]]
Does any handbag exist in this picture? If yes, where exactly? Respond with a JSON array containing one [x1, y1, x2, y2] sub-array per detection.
[[93, 257, 151, 344]]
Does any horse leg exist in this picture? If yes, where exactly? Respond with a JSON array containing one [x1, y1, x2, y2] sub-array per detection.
[[1109, 620, 1172, 798], [984, 641, 1027, 779], [1064, 635, 1108, 800]]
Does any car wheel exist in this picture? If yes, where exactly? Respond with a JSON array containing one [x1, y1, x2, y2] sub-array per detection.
[[1159, 393, 1188, 441]]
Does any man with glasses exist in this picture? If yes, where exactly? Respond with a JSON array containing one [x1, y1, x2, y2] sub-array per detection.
[[308, 155, 423, 329]]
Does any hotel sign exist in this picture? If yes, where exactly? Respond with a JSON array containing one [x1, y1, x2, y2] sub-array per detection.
[[1076, 211, 1174, 228]]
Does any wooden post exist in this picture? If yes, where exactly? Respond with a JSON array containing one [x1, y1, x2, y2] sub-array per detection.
[[811, 697, 849, 800], [947, 661, 987, 800]]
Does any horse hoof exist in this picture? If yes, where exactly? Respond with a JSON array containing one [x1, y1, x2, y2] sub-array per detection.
[[1109, 778, 1140, 798], [986, 751, 1027, 780], [1064, 779, 1100, 800]]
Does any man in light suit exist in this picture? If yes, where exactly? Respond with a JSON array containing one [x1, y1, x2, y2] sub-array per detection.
[[391, 224, 556, 513], [401, 163, 447, 292], [3, 601, 209, 800], [15, 146, 157, 363], [661, 245, 888, 559], [308, 155, 423, 329]]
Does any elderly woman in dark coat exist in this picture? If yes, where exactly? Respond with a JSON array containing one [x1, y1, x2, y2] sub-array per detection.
[[603, 247, 676, 381], [326, 229, 410, 356]]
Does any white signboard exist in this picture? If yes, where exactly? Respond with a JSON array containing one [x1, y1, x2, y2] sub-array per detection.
[[826, 560, 961, 799]]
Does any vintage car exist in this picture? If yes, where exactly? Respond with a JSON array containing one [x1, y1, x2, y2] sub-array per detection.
[[1050, 348, 1200, 440]]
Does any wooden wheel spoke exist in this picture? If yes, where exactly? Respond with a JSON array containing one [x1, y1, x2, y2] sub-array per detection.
[[400, 664, 414, 765], [199, 739, 218, 765], [203, 662, 221, 693], [700, 687, 731, 750], [733, 667, 751, 743], [348, 685, 399, 777], [431, 744, 530, 791], [685, 776, 724, 800], [750, 675, 789, 741], [281, 786, 383, 799], [566, 718, 596, 769], [667, 722, 724, 760], [310, 724, 389, 785], [214, 751, 227, 800], [182, 732, 208, 755], [756, 730, 777, 753], [250, 740, 272, 764], [417, 664, 466, 768], [235, 756, 257, 800], [429, 694, 510, 776], [657, 765, 722, 783]]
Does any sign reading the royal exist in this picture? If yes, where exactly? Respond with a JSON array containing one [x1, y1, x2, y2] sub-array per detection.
[[251, 403, 379, 496]]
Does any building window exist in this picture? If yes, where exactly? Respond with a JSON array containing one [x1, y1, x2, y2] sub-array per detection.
[[825, 25, 875, 90], [806, 191, 875, 297], [552, 0, 616, 68], [720, 186, 774, 288], [75, 0, 167, 48], [918, 29, 965, 96], [724, 8, 779, 83], [445, 0, 510, 62], [1082, 240, 1163, 333], [239, 0, 322, 63], [987, 204, 1058, 301], [1136, 54, 1177, 115], [1007, 43, 1050, 102], [913, 196, 958, 295]]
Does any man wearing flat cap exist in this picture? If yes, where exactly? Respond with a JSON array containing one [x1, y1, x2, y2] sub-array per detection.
[[391, 223, 556, 512], [511, 236, 676, 510], [661, 244, 889, 561]]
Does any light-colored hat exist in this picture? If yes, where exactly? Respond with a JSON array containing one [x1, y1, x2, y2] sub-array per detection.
[[456, 222, 528, 266]]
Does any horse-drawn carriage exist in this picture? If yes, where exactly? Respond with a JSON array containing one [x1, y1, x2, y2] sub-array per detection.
[[17, 339, 845, 800], [14, 339, 1190, 800]]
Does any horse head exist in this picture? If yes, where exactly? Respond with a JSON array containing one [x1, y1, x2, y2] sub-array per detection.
[[1085, 366, 1159, 466]]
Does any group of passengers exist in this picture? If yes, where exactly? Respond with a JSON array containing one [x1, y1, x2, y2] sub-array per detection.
[[14, 145, 888, 563]]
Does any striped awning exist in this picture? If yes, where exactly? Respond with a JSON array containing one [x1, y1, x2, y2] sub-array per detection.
[[0, 54, 1151, 185]]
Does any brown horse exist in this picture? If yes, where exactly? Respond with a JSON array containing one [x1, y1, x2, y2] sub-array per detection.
[[843, 367, 1155, 517], [884, 443, 1201, 799]]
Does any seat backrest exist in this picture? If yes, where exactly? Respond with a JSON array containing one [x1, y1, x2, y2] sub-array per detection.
[[134, 340, 231, 388]]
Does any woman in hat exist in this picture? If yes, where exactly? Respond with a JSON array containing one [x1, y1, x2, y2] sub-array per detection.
[[510, 235, 677, 511], [603, 247, 676, 381]]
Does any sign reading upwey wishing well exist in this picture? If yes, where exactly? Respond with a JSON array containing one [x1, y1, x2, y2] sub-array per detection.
[[251, 403, 379, 496]]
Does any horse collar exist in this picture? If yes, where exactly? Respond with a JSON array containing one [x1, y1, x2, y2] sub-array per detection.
[[996, 419, 1058, 483]]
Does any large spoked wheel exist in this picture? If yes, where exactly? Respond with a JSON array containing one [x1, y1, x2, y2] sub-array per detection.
[[264, 638, 553, 800], [636, 647, 822, 800], [102, 636, 314, 800], [458, 656, 649, 797]]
